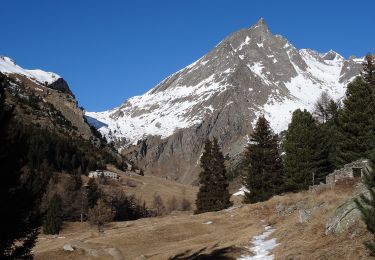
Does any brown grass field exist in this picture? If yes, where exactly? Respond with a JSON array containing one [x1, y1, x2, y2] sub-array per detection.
[[34, 177, 374, 260]]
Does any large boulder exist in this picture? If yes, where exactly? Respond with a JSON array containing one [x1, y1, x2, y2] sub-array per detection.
[[325, 199, 361, 235], [325, 185, 369, 235]]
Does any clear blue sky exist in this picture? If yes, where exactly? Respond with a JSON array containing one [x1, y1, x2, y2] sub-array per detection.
[[1, 0, 374, 111]]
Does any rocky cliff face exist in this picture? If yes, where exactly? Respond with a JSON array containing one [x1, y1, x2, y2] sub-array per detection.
[[0, 56, 93, 139], [86, 18, 363, 184]]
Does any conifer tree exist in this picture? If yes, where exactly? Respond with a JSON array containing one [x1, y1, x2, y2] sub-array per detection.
[[195, 139, 213, 213], [211, 138, 232, 210], [87, 178, 100, 209], [195, 138, 231, 213], [354, 164, 375, 256], [43, 194, 63, 235], [362, 54, 375, 86], [336, 77, 375, 165], [242, 116, 284, 203], [283, 109, 328, 191]]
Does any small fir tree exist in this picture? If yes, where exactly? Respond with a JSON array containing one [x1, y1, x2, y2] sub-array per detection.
[[43, 194, 63, 235], [195, 138, 232, 213], [87, 178, 100, 209]]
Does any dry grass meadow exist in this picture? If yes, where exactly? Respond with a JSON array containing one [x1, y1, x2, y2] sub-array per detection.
[[34, 176, 374, 260]]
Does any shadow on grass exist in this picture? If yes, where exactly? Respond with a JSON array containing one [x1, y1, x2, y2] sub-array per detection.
[[169, 246, 238, 260]]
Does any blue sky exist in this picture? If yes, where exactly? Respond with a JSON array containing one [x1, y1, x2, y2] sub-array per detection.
[[1, 1, 374, 111]]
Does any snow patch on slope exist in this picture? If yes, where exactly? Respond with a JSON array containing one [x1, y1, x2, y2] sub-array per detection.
[[87, 73, 230, 144], [238, 224, 279, 260], [0, 56, 60, 84], [253, 48, 348, 133]]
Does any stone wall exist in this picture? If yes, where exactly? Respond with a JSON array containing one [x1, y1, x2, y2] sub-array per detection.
[[325, 159, 370, 186]]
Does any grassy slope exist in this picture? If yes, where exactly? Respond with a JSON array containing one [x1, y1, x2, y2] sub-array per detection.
[[34, 180, 373, 260]]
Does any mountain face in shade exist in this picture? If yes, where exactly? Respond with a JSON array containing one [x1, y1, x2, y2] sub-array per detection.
[[86, 18, 363, 183]]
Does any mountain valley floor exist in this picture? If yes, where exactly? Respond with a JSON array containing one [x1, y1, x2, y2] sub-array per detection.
[[34, 178, 372, 260]]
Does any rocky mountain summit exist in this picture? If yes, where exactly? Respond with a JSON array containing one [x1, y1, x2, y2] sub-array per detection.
[[87, 18, 363, 183]]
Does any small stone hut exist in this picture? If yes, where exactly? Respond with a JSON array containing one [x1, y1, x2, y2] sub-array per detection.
[[325, 159, 371, 186]]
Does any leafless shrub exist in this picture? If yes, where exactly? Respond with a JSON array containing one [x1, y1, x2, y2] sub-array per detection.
[[152, 193, 166, 216], [88, 199, 114, 232], [167, 196, 179, 213], [180, 198, 192, 211]]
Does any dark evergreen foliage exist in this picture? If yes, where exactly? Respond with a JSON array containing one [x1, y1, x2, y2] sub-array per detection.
[[87, 178, 100, 209], [362, 54, 375, 86], [336, 77, 375, 165], [43, 194, 63, 235], [195, 138, 232, 213], [283, 109, 329, 191], [242, 116, 284, 203], [0, 73, 46, 259]]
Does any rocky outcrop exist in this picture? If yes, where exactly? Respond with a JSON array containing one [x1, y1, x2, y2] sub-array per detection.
[[3, 71, 93, 140], [325, 198, 361, 235], [325, 184, 370, 235], [48, 77, 74, 97]]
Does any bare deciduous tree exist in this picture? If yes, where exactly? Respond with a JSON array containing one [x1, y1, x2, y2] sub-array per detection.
[[152, 193, 166, 216], [167, 196, 178, 213], [180, 198, 192, 211], [88, 199, 114, 232]]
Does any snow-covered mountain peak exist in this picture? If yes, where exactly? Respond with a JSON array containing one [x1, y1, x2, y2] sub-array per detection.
[[0, 55, 60, 84], [87, 20, 362, 148]]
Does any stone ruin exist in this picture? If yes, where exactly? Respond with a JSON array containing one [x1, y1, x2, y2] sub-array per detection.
[[325, 159, 371, 186], [309, 159, 371, 192]]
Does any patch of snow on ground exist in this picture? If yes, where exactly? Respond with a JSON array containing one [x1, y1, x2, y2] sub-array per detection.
[[237, 224, 279, 260], [233, 186, 250, 196]]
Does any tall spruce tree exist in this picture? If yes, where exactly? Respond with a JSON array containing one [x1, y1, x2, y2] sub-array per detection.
[[195, 138, 231, 213], [283, 109, 328, 191], [336, 77, 375, 165], [354, 163, 375, 256], [211, 138, 232, 210], [242, 116, 284, 203], [43, 194, 63, 235], [195, 139, 213, 213]]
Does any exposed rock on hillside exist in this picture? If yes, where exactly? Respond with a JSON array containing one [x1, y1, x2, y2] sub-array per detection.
[[87, 19, 363, 183]]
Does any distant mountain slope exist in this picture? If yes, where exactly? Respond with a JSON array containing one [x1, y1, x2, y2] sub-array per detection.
[[0, 57, 91, 139], [87, 18, 363, 183]]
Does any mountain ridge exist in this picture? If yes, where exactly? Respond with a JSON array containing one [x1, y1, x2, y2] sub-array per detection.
[[86, 18, 363, 183]]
